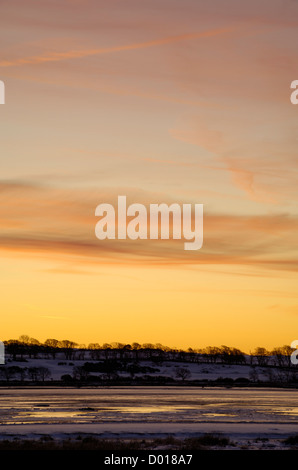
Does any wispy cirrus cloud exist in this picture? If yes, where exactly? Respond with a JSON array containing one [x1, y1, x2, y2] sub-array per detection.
[[170, 109, 298, 204], [0, 180, 297, 272], [0, 27, 233, 67]]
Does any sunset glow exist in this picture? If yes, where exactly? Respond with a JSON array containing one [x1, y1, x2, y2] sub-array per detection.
[[1, 0, 298, 352]]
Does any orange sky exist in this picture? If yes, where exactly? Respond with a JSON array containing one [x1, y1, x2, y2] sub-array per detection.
[[1, 0, 298, 352]]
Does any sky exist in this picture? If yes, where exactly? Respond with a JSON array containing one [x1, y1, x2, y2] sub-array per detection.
[[0, 0, 298, 352]]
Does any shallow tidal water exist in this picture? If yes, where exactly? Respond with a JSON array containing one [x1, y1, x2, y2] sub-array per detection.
[[0, 387, 298, 426]]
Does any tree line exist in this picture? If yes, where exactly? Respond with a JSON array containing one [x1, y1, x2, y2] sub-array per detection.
[[2, 335, 296, 368]]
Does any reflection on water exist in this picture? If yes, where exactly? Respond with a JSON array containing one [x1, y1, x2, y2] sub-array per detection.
[[274, 407, 298, 415], [1, 387, 298, 426]]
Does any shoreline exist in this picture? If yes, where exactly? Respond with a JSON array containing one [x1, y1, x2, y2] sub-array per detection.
[[0, 423, 297, 451], [0, 382, 297, 389]]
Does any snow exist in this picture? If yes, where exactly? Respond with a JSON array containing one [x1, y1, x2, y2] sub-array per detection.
[[1, 354, 298, 449], [0, 420, 297, 439], [3, 353, 270, 382], [0, 421, 297, 450]]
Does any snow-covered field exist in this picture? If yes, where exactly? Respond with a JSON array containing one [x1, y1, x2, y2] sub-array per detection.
[[3, 353, 272, 382], [0, 421, 298, 450]]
